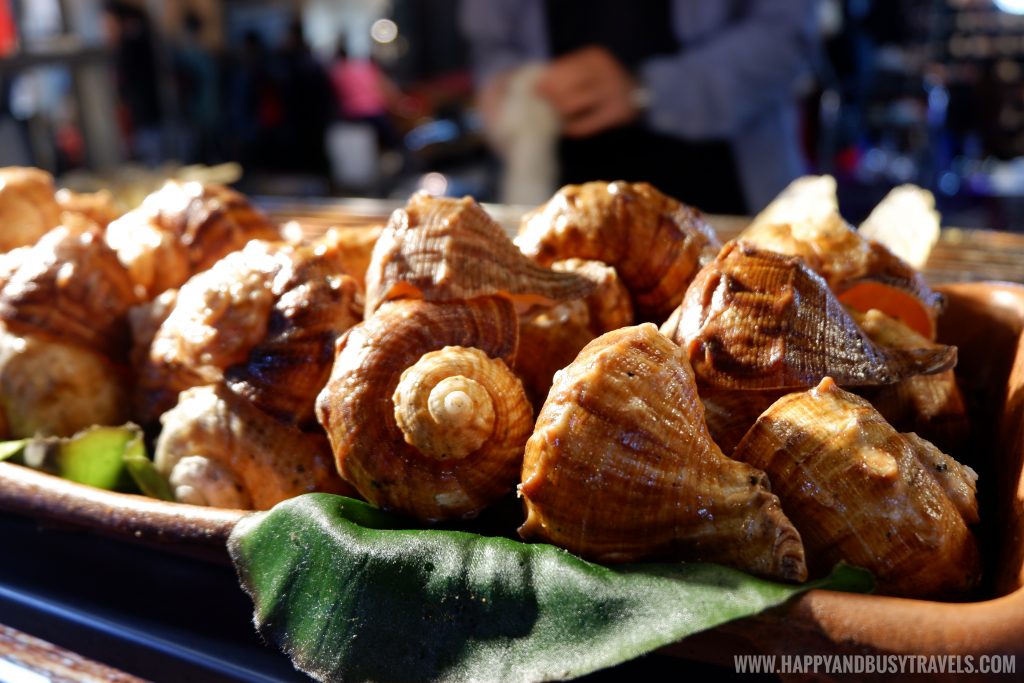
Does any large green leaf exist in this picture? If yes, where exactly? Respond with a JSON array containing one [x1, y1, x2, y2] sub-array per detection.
[[229, 493, 872, 683]]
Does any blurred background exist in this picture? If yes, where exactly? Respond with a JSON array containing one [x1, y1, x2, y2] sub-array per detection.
[[4, 0, 1024, 227]]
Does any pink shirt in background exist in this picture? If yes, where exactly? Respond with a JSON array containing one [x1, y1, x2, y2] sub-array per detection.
[[330, 60, 388, 119]]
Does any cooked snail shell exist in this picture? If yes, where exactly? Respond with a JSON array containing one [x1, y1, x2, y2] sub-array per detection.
[[156, 384, 354, 510], [135, 239, 362, 425], [0, 167, 62, 252], [660, 241, 956, 390], [514, 259, 633, 405], [516, 181, 721, 321], [316, 297, 532, 522], [732, 377, 980, 598], [135, 241, 279, 423], [0, 225, 138, 359], [105, 181, 280, 299], [224, 239, 363, 425], [519, 323, 807, 582], [743, 176, 940, 338], [0, 321, 129, 438], [364, 191, 593, 316]]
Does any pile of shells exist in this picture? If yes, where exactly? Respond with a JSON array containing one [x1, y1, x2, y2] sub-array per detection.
[[0, 168, 976, 600]]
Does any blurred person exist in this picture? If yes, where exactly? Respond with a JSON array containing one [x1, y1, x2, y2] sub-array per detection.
[[329, 42, 402, 153], [461, 0, 819, 213], [102, 1, 163, 165]]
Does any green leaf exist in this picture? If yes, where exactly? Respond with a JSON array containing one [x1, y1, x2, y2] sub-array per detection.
[[0, 438, 27, 462], [229, 493, 873, 683], [57, 425, 136, 489], [15, 423, 173, 497], [122, 432, 175, 501]]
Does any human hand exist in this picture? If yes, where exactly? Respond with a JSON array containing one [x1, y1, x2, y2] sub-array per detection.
[[536, 46, 640, 138]]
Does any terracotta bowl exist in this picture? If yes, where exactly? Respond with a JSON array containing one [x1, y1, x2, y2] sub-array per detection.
[[0, 281, 1022, 678]]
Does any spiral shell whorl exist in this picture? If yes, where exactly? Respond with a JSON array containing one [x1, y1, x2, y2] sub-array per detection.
[[393, 346, 513, 460], [316, 298, 531, 521]]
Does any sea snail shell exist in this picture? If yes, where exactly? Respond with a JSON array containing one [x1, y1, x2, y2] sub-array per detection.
[[156, 383, 353, 510], [365, 191, 594, 317], [516, 180, 721, 322], [733, 377, 979, 598], [316, 297, 533, 522], [519, 323, 807, 582], [661, 241, 956, 390], [741, 176, 941, 338], [514, 258, 634, 406]]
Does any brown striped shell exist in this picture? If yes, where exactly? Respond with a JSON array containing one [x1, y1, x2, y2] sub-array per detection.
[[732, 378, 980, 598], [660, 241, 956, 390], [519, 323, 807, 582], [514, 259, 634, 405], [315, 297, 533, 522], [364, 192, 593, 316], [516, 180, 721, 321], [224, 240, 363, 425], [105, 181, 280, 299], [742, 177, 941, 338], [155, 383, 354, 510], [135, 238, 362, 424], [0, 225, 138, 359], [0, 167, 62, 252], [0, 321, 129, 438]]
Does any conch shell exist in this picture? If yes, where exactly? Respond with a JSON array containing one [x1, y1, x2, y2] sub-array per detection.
[[0, 321, 129, 438], [135, 241, 279, 423], [732, 378, 980, 598], [660, 241, 956, 390], [519, 323, 807, 582], [742, 176, 941, 338], [364, 192, 593, 316], [156, 384, 354, 510], [135, 239, 362, 424], [105, 181, 280, 299], [516, 180, 721, 321], [852, 308, 969, 455], [316, 297, 534, 522], [0, 225, 136, 437], [224, 241, 363, 425], [514, 259, 633, 404], [0, 167, 62, 252], [0, 226, 138, 359]]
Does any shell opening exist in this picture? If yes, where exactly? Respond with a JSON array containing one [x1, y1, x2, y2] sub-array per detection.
[[393, 347, 507, 461]]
